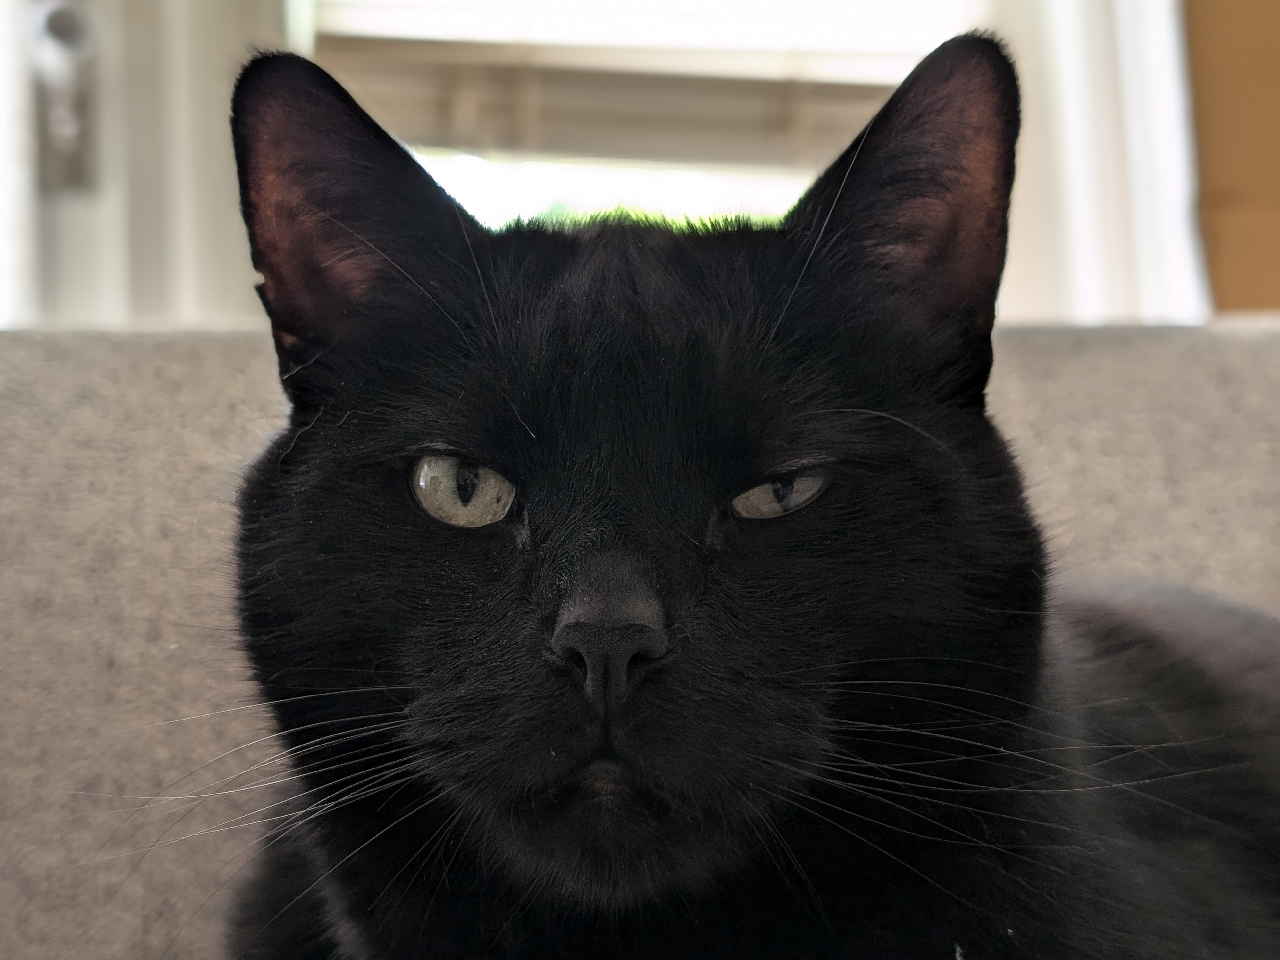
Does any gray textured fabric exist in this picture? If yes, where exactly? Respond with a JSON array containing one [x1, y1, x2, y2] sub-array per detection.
[[1, 327, 1277, 959]]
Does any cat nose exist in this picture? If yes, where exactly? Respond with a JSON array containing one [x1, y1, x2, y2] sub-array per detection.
[[550, 550, 670, 716]]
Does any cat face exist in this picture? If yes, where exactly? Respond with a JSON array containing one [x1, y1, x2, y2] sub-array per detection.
[[233, 38, 1044, 913]]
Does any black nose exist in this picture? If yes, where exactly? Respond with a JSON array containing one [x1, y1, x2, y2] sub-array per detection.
[[550, 550, 670, 715]]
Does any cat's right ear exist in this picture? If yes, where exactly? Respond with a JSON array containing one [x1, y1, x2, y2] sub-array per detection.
[[232, 54, 480, 390], [782, 36, 1019, 406]]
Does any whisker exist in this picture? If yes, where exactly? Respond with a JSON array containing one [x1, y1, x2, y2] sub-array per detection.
[[318, 211, 467, 338], [112, 687, 419, 733], [754, 785, 988, 917], [91, 758, 422, 860], [769, 114, 878, 342], [798, 407, 956, 457], [373, 804, 467, 919], [770, 655, 1025, 679], [156, 767, 437, 959], [454, 203, 497, 326], [739, 791, 830, 928], [254, 789, 453, 941]]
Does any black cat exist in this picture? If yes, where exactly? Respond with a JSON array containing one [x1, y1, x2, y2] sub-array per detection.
[[227, 35, 1280, 959]]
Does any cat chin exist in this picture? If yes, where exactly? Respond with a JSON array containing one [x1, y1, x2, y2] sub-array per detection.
[[480, 761, 751, 913], [490, 822, 747, 914]]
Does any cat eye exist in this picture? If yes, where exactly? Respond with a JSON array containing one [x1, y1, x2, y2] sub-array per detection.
[[412, 455, 515, 528], [731, 470, 830, 520]]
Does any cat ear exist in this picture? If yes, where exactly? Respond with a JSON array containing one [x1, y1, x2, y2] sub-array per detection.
[[784, 35, 1019, 403], [231, 54, 481, 384]]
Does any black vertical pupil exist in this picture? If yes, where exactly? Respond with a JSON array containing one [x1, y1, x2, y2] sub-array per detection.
[[770, 478, 794, 506], [455, 463, 479, 505]]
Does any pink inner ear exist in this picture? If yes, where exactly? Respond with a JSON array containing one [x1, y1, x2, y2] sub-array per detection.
[[252, 185, 385, 316], [268, 204, 380, 295], [242, 101, 390, 334], [868, 196, 960, 269], [863, 67, 1013, 316]]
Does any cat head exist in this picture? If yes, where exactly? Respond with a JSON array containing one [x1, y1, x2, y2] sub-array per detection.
[[233, 36, 1044, 914]]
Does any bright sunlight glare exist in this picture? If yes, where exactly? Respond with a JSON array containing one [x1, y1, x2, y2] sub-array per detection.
[[414, 150, 817, 228]]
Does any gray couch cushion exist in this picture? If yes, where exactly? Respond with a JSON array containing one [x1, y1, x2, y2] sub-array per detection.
[[1, 327, 1276, 958]]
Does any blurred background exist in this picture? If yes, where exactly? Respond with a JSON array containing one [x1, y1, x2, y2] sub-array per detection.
[[0, 0, 1275, 331]]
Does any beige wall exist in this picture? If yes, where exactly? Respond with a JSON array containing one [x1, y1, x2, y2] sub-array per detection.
[[1185, 0, 1280, 311]]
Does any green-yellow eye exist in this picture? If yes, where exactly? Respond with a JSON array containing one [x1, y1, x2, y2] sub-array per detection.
[[731, 470, 829, 520], [412, 456, 515, 528]]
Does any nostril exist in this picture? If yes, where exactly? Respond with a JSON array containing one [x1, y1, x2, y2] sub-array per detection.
[[546, 641, 588, 682], [628, 626, 670, 664], [625, 645, 668, 681], [563, 646, 588, 680]]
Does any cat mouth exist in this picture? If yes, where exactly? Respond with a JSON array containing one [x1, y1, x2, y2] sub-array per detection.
[[493, 753, 743, 911], [575, 759, 630, 810], [533, 757, 672, 824]]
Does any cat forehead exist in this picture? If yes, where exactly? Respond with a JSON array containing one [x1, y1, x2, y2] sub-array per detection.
[[498, 224, 774, 346], [371, 224, 862, 433]]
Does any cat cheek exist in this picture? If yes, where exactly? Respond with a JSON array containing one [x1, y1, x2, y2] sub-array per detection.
[[513, 509, 532, 550], [703, 509, 732, 551]]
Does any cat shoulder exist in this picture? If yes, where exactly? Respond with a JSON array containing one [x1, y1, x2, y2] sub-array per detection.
[[1033, 584, 1280, 955], [1048, 581, 1280, 720], [1044, 581, 1280, 830]]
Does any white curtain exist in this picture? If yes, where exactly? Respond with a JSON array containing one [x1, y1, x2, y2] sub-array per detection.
[[995, 0, 1211, 323], [3, 0, 1213, 328], [293, 0, 1220, 325], [0, 0, 34, 329]]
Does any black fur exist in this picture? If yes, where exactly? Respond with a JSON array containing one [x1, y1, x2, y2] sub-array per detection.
[[228, 37, 1280, 959]]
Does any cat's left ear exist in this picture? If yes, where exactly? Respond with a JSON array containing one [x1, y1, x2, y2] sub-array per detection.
[[784, 35, 1018, 404]]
